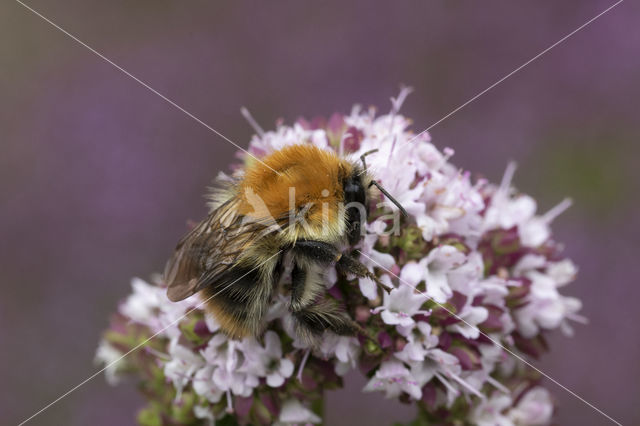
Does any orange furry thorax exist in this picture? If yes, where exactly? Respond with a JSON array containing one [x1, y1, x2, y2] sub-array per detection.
[[237, 145, 355, 234]]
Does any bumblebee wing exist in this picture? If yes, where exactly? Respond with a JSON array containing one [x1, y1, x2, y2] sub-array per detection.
[[164, 198, 254, 302]]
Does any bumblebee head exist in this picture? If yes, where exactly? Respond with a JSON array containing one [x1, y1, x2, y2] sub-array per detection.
[[342, 167, 368, 245], [342, 149, 407, 245]]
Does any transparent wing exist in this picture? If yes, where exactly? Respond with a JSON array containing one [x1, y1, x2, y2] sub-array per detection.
[[164, 198, 261, 301]]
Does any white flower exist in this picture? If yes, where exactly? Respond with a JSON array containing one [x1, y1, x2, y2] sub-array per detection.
[[249, 122, 330, 156], [424, 349, 469, 404], [447, 298, 488, 339], [482, 163, 536, 233], [513, 254, 547, 277], [246, 331, 294, 387], [482, 163, 572, 249], [94, 341, 123, 385], [508, 387, 553, 425], [200, 335, 258, 397], [546, 259, 577, 287], [321, 334, 360, 376], [200, 334, 231, 367], [394, 322, 438, 363], [471, 392, 514, 426], [478, 276, 515, 308], [371, 279, 429, 328], [427, 171, 485, 240], [363, 360, 422, 399], [193, 405, 216, 426], [424, 245, 467, 302], [401, 245, 466, 303], [120, 277, 165, 326], [275, 399, 321, 425], [518, 199, 572, 248], [120, 277, 196, 338], [164, 338, 204, 399], [447, 251, 484, 297], [358, 220, 396, 300], [192, 365, 224, 403], [513, 270, 582, 338]]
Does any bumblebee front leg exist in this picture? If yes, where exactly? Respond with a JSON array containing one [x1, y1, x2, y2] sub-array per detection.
[[335, 253, 393, 294]]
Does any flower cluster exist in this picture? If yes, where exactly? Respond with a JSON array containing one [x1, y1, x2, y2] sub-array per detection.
[[97, 90, 584, 425]]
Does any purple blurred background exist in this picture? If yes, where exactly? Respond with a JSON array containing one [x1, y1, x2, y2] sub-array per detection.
[[1, 1, 639, 424]]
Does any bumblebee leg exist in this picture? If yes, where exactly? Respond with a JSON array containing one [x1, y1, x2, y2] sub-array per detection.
[[287, 251, 360, 346], [291, 240, 393, 294], [290, 269, 379, 347], [291, 240, 342, 264], [291, 297, 360, 347], [336, 254, 394, 294], [289, 261, 325, 312]]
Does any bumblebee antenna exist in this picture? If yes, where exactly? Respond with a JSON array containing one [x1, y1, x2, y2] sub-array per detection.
[[358, 149, 407, 217], [359, 149, 379, 171], [368, 180, 408, 217]]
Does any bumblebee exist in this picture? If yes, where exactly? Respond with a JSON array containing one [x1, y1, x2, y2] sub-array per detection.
[[164, 144, 405, 345]]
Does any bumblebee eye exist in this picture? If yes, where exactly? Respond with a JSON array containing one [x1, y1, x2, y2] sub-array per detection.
[[343, 179, 366, 206], [343, 174, 367, 245]]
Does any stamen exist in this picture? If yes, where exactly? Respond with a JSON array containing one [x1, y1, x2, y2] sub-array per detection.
[[486, 375, 510, 393], [240, 107, 265, 137], [566, 313, 589, 324], [390, 86, 414, 115], [144, 346, 170, 360], [387, 136, 398, 167], [434, 372, 460, 398], [442, 147, 455, 165], [296, 349, 311, 382], [225, 390, 234, 413], [542, 198, 573, 223], [498, 161, 518, 198], [449, 372, 485, 399]]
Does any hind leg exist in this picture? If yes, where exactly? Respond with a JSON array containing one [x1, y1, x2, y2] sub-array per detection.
[[288, 258, 360, 347]]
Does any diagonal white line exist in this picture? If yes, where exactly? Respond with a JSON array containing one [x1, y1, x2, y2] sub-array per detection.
[[17, 250, 283, 425], [14, 0, 280, 175], [404, 0, 624, 146], [358, 251, 622, 425]]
